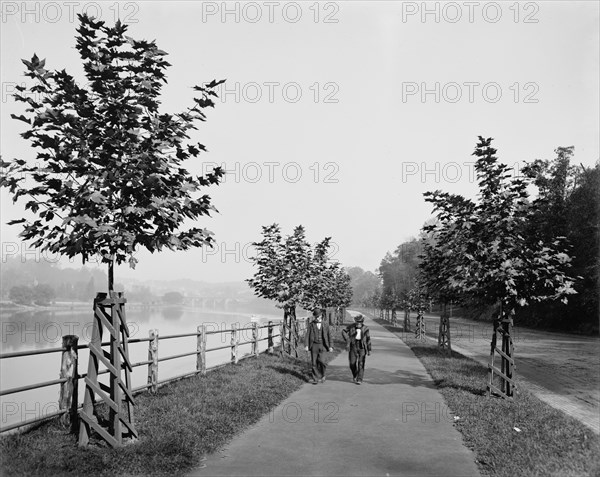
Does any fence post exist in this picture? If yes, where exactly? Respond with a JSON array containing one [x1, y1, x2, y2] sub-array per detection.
[[267, 321, 274, 354], [148, 329, 159, 394], [59, 334, 79, 434], [252, 322, 259, 357], [231, 323, 238, 364], [197, 324, 206, 375]]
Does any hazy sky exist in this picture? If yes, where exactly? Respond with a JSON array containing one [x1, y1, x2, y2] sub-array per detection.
[[1, 1, 598, 283]]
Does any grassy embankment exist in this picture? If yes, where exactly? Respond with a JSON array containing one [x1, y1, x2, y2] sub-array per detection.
[[371, 315, 600, 477], [0, 334, 346, 476]]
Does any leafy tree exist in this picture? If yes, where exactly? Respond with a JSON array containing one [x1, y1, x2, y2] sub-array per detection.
[[9, 285, 34, 305], [32, 283, 56, 305], [420, 137, 577, 394], [522, 151, 599, 331], [162, 291, 184, 305], [378, 240, 421, 321], [0, 14, 224, 292], [247, 224, 351, 353], [346, 267, 380, 307], [300, 237, 352, 313], [365, 287, 382, 315], [422, 137, 576, 311], [378, 252, 399, 315], [418, 189, 474, 346], [301, 236, 332, 311], [319, 262, 353, 310], [522, 147, 575, 242], [247, 224, 312, 353], [565, 162, 600, 328]]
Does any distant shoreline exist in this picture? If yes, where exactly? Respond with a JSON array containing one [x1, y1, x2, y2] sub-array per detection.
[[0, 301, 288, 319], [0, 301, 90, 312]]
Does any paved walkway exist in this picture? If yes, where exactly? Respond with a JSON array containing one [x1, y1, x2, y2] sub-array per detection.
[[189, 311, 480, 477]]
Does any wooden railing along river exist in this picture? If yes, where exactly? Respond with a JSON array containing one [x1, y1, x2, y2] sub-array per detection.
[[0, 318, 307, 434]]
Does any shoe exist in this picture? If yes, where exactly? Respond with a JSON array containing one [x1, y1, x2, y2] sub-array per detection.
[[319, 377, 325, 383], [311, 379, 318, 385], [352, 377, 356, 383], [356, 380, 362, 385]]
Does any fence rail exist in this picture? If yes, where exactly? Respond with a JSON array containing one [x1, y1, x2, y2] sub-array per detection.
[[0, 318, 292, 434]]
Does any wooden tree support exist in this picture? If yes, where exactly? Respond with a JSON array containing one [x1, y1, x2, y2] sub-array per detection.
[[252, 322, 259, 357], [267, 321, 274, 354], [79, 292, 138, 448], [278, 322, 285, 357], [404, 309, 411, 333], [290, 319, 299, 358], [487, 308, 516, 399], [414, 311, 425, 339], [438, 307, 451, 355], [147, 329, 158, 393]]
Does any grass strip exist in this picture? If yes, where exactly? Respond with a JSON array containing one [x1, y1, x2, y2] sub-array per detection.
[[372, 317, 600, 477], [0, 337, 344, 476]]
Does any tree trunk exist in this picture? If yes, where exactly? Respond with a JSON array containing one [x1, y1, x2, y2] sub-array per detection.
[[283, 304, 297, 356], [487, 300, 516, 399], [283, 306, 289, 355], [108, 258, 114, 292], [289, 306, 297, 357]]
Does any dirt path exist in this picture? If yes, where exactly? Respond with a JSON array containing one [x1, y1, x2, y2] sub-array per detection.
[[419, 313, 600, 433]]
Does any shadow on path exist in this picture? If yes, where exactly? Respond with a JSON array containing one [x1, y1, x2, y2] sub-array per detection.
[[322, 363, 437, 388]]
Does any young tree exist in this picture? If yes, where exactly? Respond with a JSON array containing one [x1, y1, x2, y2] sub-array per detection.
[[420, 137, 577, 397], [247, 224, 312, 354], [1, 14, 224, 291], [331, 266, 353, 325], [247, 225, 352, 353], [300, 236, 332, 312], [419, 191, 475, 351], [314, 261, 352, 324]]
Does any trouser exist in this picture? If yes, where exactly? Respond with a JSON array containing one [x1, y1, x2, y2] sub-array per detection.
[[349, 347, 367, 381], [310, 343, 327, 380]]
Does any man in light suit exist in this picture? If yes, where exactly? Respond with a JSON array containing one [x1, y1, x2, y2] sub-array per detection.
[[304, 309, 333, 384]]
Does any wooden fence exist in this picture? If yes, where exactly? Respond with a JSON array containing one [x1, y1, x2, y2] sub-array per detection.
[[0, 319, 293, 434]]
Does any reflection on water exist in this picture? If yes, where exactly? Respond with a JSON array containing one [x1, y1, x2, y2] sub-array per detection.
[[0, 304, 289, 431], [161, 306, 184, 321]]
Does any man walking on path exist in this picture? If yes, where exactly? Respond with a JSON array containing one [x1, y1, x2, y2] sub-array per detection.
[[342, 313, 372, 384], [304, 309, 333, 384]]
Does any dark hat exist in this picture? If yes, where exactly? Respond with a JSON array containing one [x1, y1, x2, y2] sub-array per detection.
[[312, 309, 322, 317], [354, 314, 364, 323]]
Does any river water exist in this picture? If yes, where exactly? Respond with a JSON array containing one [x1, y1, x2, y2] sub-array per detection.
[[0, 304, 290, 432]]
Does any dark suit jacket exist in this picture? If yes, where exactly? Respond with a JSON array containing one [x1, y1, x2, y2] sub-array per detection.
[[304, 320, 332, 350], [342, 324, 372, 352]]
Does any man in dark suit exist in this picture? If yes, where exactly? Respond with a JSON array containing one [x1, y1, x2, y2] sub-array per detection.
[[304, 309, 333, 384], [342, 314, 371, 384]]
